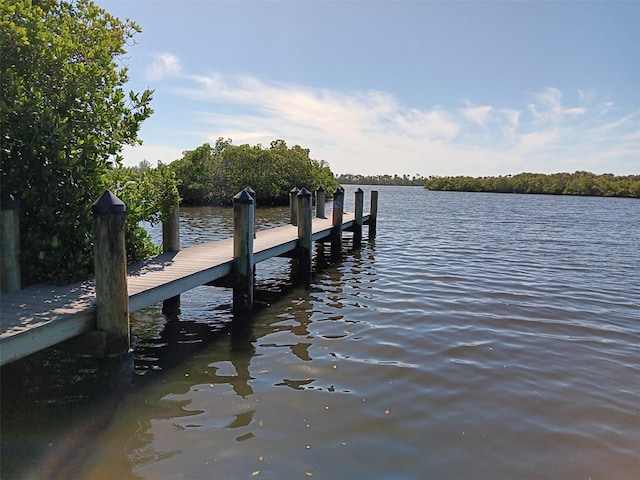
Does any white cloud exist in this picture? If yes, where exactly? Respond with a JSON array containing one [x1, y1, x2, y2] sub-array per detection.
[[500, 108, 521, 132], [146, 53, 182, 81], [597, 110, 640, 132], [529, 86, 589, 124], [131, 56, 640, 176], [461, 105, 493, 126]]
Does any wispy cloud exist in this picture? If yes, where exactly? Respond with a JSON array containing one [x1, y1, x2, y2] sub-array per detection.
[[146, 53, 182, 81], [461, 104, 493, 126], [129, 53, 639, 176], [528, 86, 588, 124]]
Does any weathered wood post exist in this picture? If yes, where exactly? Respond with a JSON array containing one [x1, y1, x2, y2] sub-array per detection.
[[1, 195, 21, 293], [315, 186, 325, 219], [92, 190, 130, 356], [369, 190, 378, 239], [289, 187, 299, 226], [353, 187, 364, 248], [162, 199, 181, 316], [244, 186, 256, 238], [232, 189, 255, 317], [297, 187, 313, 282], [162, 202, 180, 253], [331, 187, 344, 260]]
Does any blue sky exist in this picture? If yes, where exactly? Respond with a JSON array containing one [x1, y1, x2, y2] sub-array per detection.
[[96, 1, 639, 176]]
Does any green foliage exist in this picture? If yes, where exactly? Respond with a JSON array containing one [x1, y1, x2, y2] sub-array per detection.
[[104, 163, 180, 263], [1, 0, 154, 284], [171, 138, 339, 205], [423, 172, 640, 198], [336, 173, 426, 186], [169, 142, 218, 204]]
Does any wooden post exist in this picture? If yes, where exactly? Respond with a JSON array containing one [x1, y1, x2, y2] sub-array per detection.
[[162, 200, 181, 316], [244, 186, 256, 238], [1, 196, 21, 293], [315, 186, 325, 218], [353, 187, 364, 248], [162, 202, 180, 253], [331, 187, 344, 260], [369, 190, 378, 239], [297, 187, 313, 282], [233, 189, 254, 317], [289, 187, 299, 226], [92, 190, 130, 356]]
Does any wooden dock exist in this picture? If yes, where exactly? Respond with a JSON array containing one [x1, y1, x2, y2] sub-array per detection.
[[0, 187, 376, 366]]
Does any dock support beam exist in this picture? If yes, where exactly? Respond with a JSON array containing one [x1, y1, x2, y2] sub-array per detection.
[[315, 186, 325, 219], [289, 187, 299, 226], [1, 196, 21, 293], [92, 190, 130, 356], [354, 188, 364, 248], [233, 189, 255, 317], [369, 190, 378, 239], [297, 188, 313, 282], [162, 201, 181, 316], [331, 187, 344, 260]]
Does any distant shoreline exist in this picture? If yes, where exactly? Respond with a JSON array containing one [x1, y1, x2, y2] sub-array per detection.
[[337, 171, 639, 198]]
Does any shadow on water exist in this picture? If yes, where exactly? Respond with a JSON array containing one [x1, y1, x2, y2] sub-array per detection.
[[0, 233, 367, 480]]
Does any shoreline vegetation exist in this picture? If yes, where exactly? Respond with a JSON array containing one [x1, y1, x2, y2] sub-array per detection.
[[336, 173, 426, 186], [338, 171, 639, 198], [171, 139, 338, 206]]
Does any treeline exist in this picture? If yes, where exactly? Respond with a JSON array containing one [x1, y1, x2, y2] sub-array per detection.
[[336, 173, 426, 186], [424, 172, 640, 198], [170, 138, 339, 205]]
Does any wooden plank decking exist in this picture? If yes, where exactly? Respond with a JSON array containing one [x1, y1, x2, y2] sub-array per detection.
[[0, 213, 367, 366]]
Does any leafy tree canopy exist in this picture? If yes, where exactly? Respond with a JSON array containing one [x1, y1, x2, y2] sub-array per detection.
[[171, 138, 339, 205], [1, 0, 154, 284]]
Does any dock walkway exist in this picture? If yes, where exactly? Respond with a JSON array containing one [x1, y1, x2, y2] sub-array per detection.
[[0, 212, 368, 366]]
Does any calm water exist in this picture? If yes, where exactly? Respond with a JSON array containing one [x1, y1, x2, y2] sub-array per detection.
[[1, 186, 639, 479]]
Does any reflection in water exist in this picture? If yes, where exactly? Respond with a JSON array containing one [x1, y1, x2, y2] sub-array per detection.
[[114, 246, 375, 479]]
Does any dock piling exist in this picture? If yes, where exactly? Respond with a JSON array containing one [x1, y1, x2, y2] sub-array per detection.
[[354, 188, 364, 248], [162, 201, 180, 254], [331, 188, 344, 260], [315, 186, 325, 219], [244, 186, 257, 238], [289, 187, 299, 226], [162, 200, 181, 316], [232, 189, 255, 317], [1, 196, 21, 293], [297, 187, 313, 282], [369, 190, 378, 239], [92, 190, 130, 356]]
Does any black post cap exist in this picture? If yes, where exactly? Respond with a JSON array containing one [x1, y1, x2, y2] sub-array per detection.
[[244, 186, 256, 198], [234, 189, 254, 204], [1, 194, 20, 210], [297, 187, 312, 198], [92, 190, 126, 214]]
